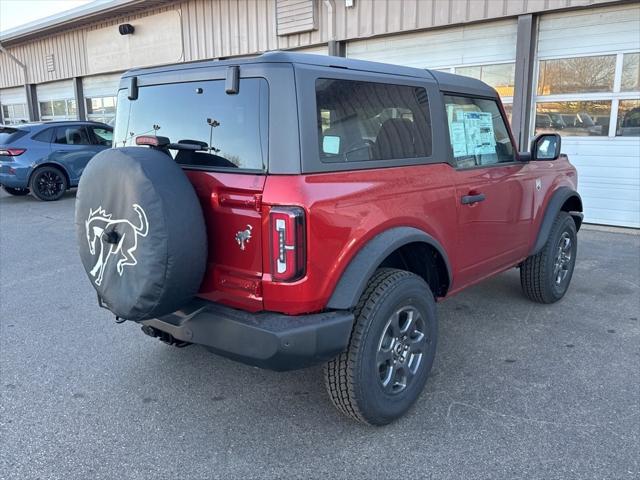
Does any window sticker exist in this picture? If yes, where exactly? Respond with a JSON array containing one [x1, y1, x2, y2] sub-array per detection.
[[463, 112, 496, 156], [447, 105, 468, 157], [449, 122, 467, 157]]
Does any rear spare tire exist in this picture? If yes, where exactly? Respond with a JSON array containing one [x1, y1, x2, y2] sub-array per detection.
[[75, 147, 207, 321]]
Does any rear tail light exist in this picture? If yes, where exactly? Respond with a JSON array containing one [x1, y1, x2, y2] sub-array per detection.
[[0, 148, 26, 157], [270, 206, 306, 282]]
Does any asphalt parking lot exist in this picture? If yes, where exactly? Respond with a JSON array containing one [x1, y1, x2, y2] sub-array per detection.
[[1, 189, 638, 480]]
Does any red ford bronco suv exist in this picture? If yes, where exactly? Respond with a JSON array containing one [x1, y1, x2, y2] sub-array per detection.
[[75, 52, 583, 425]]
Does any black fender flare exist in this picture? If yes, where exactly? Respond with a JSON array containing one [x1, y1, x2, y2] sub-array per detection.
[[326, 227, 452, 310], [530, 187, 583, 256]]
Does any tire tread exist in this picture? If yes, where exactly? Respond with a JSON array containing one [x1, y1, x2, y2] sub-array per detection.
[[324, 268, 416, 425]]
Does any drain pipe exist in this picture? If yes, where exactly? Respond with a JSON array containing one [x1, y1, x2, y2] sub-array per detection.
[[0, 42, 36, 121], [323, 0, 339, 56]]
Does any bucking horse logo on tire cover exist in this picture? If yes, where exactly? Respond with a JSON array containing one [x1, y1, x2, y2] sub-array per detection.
[[85, 204, 149, 286]]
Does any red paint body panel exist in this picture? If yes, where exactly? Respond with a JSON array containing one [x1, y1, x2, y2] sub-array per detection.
[[187, 158, 578, 316], [186, 170, 266, 312]]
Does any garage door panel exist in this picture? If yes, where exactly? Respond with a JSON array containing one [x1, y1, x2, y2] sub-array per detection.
[[537, 4, 640, 228], [347, 19, 517, 69], [574, 164, 640, 180], [579, 186, 639, 205], [583, 206, 640, 228], [562, 141, 640, 159], [0, 87, 26, 105], [538, 3, 640, 57], [36, 80, 74, 102]]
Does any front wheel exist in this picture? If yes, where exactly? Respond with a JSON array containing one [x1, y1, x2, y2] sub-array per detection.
[[324, 268, 438, 425], [2, 186, 30, 196], [30, 166, 68, 201], [520, 211, 577, 303]]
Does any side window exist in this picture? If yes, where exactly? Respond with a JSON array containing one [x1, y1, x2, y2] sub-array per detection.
[[443, 95, 515, 168], [90, 127, 113, 146], [53, 126, 92, 146], [315, 79, 432, 163], [32, 128, 53, 143]]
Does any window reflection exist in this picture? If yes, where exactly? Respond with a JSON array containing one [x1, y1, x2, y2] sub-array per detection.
[[114, 78, 268, 170], [621, 53, 640, 92], [537, 55, 616, 95], [535, 101, 611, 136], [455, 63, 515, 97], [617, 99, 640, 136]]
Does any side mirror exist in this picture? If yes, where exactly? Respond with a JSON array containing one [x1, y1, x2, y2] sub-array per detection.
[[531, 133, 561, 161]]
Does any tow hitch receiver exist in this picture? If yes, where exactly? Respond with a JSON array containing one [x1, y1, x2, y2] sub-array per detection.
[[141, 325, 191, 348]]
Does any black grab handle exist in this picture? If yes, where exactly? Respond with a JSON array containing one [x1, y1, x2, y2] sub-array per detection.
[[461, 193, 486, 205]]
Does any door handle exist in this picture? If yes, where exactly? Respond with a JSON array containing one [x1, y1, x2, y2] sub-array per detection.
[[461, 193, 486, 205]]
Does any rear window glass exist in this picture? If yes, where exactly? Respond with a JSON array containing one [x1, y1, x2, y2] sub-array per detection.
[[114, 78, 268, 171], [315, 79, 432, 163], [0, 127, 28, 144]]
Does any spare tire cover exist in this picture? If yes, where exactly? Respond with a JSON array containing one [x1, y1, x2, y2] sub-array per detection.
[[75, 147, 207, 321]]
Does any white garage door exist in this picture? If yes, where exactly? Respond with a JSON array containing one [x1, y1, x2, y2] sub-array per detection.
[[534, 4, 640, 228], [36, 80, 76, 121], [347, 19, 518, 118], [0, 86, 28, 124], [83, 73, 122, 124]]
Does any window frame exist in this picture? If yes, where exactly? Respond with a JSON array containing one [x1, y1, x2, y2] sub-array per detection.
[[441, 91, 520, 170], [295, 64, 446, 174], [531, 50, 640, 139]]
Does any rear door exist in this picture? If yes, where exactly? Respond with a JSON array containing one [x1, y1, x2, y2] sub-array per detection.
[[50, 125, 100, 182], [113, 72, 270, 311], [444, 94, 536, 286]]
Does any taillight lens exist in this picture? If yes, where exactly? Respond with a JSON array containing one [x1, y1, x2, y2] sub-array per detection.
[[0, 148, 26, 157], [270, 206, 306, 282]]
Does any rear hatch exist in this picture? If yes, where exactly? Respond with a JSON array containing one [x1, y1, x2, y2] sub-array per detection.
[[0, 126, 29, 162], [113, 75, 269, 311]]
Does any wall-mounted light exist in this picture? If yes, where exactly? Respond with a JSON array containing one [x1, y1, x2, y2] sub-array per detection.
[[118, 23, 135, 35]]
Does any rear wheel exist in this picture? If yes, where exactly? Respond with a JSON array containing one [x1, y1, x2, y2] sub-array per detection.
[[520, 211, 577, 303], [2, 186, 30, 196], [30, 166, 67, 201], [324, 268, 437, 425]]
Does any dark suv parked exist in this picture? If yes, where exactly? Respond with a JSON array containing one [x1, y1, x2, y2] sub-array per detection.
[[0, 121, 112, 201], [75, 52, 582, 425]]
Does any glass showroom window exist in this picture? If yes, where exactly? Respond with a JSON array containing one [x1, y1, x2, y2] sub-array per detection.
[[534, 52, 640, 137], [39, 99, 77, 121], [2, 103, 28, 124], [86, 96, 116, 125]]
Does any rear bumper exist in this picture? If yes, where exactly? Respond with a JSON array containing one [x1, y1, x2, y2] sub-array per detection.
[[140, 299, 354, 371], [0, 162, 30, 188]]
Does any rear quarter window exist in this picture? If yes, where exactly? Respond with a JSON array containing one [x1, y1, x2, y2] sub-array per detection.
[[114, 78, 268, 171], [0, 127, 28, 144], [315, 79, 432, 163]]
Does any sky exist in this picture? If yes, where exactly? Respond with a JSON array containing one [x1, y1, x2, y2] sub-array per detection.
[[0, 0, 96, 33]]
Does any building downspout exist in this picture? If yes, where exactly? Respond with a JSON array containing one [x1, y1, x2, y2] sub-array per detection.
[[0, 42, 37, 121], [323, 0, 341, 56]]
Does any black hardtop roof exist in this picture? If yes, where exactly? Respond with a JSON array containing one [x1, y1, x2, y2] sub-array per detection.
[[121, 51, 497, 97]]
